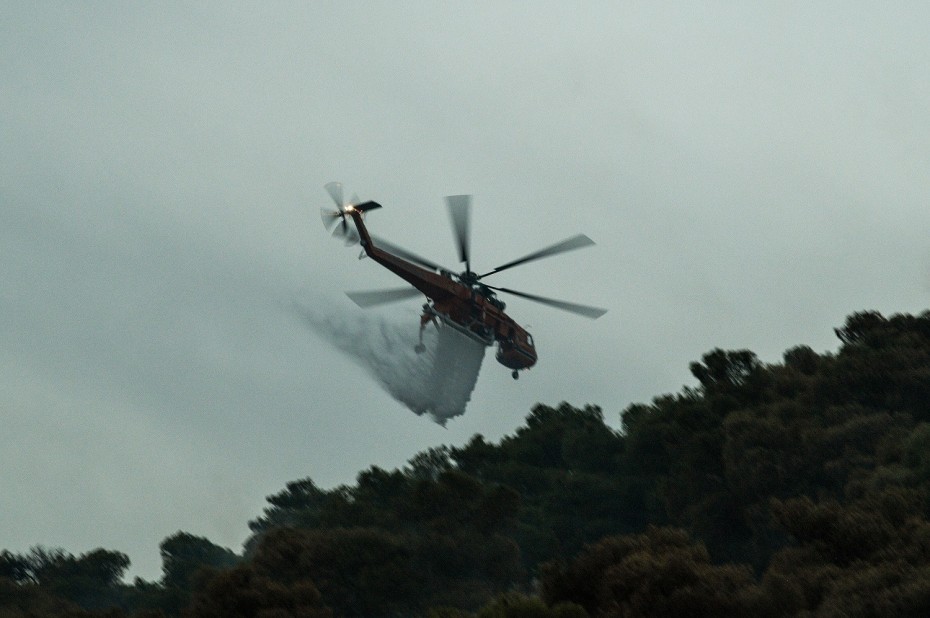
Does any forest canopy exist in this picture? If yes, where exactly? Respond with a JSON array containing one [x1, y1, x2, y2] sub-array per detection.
[[5, 310, 930, 617]]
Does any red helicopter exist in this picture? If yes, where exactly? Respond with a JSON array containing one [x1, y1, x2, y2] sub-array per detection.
[[320, 182, 606, 379]]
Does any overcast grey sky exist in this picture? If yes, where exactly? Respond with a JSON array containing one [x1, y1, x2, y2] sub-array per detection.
[[3, 2, 930, 579]]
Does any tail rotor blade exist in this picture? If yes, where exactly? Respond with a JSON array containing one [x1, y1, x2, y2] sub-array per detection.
[[332, 218, 359, 245], [324, 181, 345, 208], [342, 227, 360, 246], [446, 195, 472, 272], [485, 285, 608, 319], [320, 207, 342, 231]]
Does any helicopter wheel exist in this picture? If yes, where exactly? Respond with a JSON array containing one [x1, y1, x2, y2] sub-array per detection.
[[414, 344, 426, 354], [512, 370, 519, 380]]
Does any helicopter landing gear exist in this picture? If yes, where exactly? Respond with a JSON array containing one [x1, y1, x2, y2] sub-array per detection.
[[415, 303, 441, 354], [512, 370, 519, 380], [415, 326, 426, 354]]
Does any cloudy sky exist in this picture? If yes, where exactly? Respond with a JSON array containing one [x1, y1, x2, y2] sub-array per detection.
[[3, 2, 930, 579]]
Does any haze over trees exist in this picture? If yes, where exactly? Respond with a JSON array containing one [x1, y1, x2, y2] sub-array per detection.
[[4, 309, 930, 616]]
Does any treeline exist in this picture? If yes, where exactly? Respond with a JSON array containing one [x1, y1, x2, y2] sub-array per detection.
[[5, 310, 930, 616]]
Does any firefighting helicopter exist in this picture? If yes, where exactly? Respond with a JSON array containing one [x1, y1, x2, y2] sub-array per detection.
[[320, 182, 607, 379]]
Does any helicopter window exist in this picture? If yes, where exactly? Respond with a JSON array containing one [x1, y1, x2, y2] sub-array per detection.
[[527, 334, 534, 346]]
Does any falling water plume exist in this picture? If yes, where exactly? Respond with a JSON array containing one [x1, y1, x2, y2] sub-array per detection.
[[298, 304, 486, 425]]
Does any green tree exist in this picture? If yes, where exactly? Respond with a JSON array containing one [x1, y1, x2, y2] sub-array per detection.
[[185, 563, 330, 618], [160, 533, 239, 590], [541, 527, 766, 618], [250, 527, 417, 618], [476, 593, 587, 618], [158, 533, 239, 615]]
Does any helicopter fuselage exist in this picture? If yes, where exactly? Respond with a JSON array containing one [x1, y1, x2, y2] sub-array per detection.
[[347, 207, 538, 371]]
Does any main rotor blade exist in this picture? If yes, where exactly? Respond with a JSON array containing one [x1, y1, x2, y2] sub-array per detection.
[[479, 234, 595, 280], [371, 235, 446, 272], [346, 287, 423, 308], [324, 181, 345, 208], [485, 285, 608, 319], [446, 195, 472, 272]]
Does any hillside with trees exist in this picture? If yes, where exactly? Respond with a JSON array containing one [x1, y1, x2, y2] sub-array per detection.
[[5, 310, 930, 617]]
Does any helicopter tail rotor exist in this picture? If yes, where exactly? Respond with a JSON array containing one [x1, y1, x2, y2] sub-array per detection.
[[321, 182, 381, 246]]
